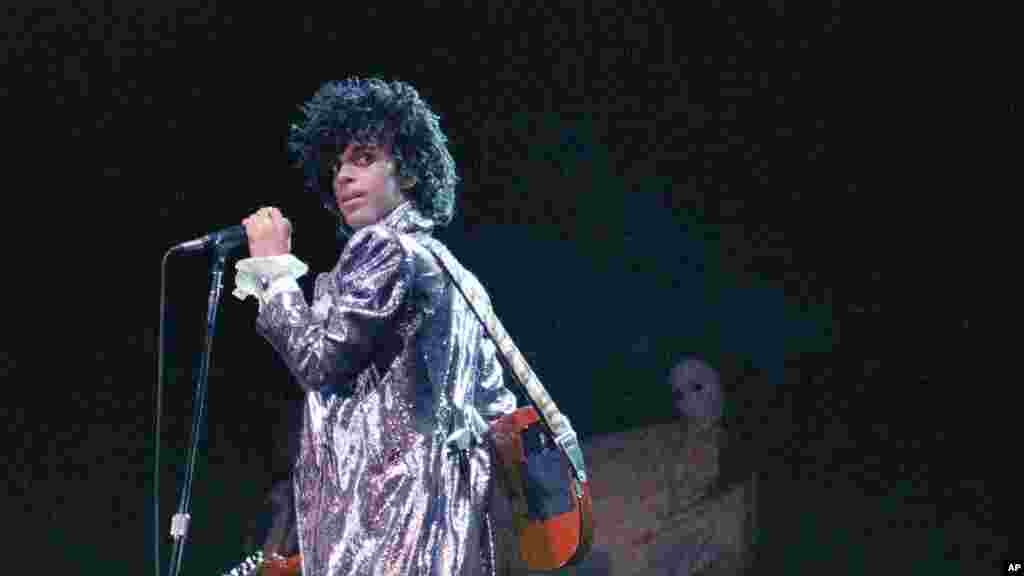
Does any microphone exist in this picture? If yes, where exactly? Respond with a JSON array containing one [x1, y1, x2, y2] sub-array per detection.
[[171, 225, 247, 253], [171, 219, 295, 254]]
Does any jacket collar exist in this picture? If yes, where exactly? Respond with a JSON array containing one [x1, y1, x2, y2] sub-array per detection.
[[378, 200, 434, 235]]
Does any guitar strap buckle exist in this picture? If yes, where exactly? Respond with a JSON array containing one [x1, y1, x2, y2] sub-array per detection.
[[554, 425, 588, 483]]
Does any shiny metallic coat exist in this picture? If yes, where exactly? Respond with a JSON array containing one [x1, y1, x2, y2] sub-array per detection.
[[256, 203, 520, 576]]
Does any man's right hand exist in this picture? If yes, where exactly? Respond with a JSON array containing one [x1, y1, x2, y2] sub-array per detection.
[[242, 206, 292, 258]]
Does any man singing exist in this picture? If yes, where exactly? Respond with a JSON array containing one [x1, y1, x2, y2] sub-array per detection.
[[235, 78, 521, 575]]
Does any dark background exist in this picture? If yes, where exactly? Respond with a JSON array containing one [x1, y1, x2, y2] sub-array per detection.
[[4, 2, 1001, 574]]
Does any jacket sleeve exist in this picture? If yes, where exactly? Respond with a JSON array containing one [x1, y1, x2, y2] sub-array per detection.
[[474, 333, 517, 424], [255, 225, 414, 393]]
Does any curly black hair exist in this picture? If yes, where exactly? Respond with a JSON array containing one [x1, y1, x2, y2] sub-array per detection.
[[287, 77, 458, 232]]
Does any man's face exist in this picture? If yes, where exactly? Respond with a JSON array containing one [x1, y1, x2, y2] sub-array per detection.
[[331, 139, 406, 230]]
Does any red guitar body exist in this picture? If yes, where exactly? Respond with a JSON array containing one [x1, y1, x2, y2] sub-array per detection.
[[259, 553, 301, 576], [492, 406, 594, 571]]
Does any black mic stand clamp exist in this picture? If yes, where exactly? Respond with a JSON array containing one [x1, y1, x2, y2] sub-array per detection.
[[166, 239, 235, 576]]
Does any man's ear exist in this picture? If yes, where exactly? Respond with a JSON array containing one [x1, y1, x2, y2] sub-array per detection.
[[400, 173, 418, 190]]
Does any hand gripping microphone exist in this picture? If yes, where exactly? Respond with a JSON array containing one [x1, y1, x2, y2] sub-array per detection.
[[170, 221, 294, 254]]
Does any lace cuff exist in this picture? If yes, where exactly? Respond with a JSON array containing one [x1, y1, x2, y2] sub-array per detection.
[[232, 254, 309, 309]]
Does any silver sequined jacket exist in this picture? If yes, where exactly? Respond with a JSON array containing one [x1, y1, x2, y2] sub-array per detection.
[[255, 202, 520, 576]]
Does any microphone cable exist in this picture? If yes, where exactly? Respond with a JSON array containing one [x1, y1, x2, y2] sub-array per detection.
[[152, 247, 173, 575]]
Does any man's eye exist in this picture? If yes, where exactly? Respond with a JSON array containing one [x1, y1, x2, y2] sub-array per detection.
[[357, 152, 374, 165]]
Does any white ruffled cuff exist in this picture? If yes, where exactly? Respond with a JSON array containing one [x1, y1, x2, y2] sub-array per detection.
[[232, 254, 309, 309]]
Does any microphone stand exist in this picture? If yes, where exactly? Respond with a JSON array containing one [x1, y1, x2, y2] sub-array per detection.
[[166, 241, 232, 576]]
